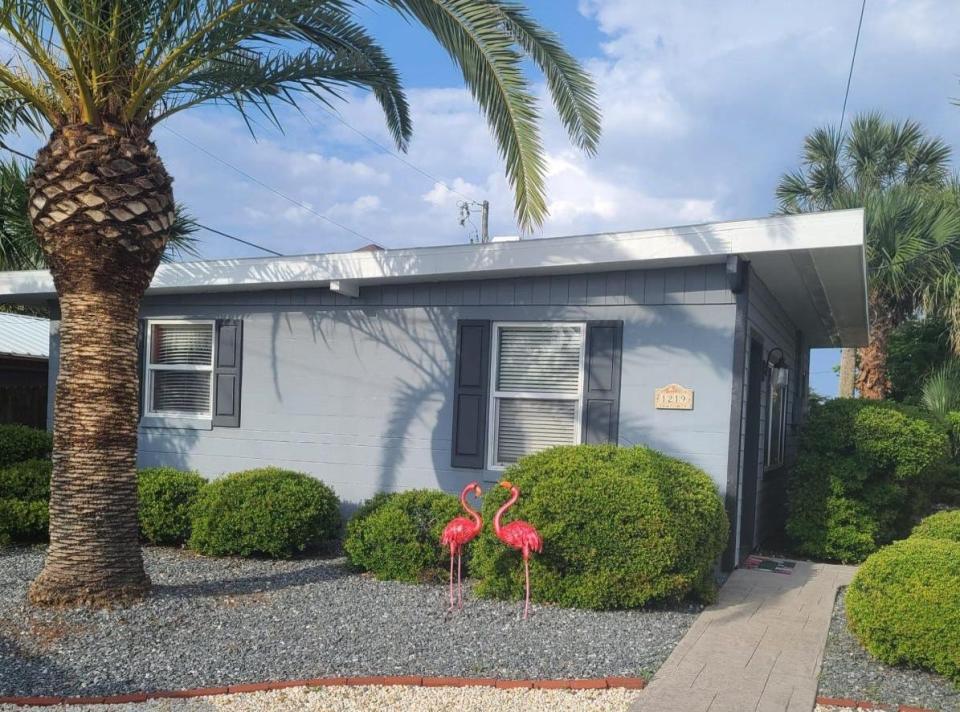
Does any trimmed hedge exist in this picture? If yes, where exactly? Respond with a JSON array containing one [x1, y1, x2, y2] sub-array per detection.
[[786, 399, 950, 563], [0, 425, 51, 468], [0, 459, 51, 544], [846, 538, 960, 685], [137, 467, 206, 545], [910, 510, 960, 542], [188, 468, 340, 558], [471, 444, 729, 610], [344, 489, 462, 583]]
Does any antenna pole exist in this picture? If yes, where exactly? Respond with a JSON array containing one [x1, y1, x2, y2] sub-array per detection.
[[480, 200, 490, 243]]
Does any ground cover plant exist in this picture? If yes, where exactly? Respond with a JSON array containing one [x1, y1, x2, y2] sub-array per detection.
[[786, 398, 951, 562], [344, 489, 462, 582], [471, 444, 728, 610], [189, 467, 340, 558]]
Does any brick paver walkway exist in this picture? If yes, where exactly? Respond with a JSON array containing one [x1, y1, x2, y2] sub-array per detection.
[[631, 562, 856, 712]]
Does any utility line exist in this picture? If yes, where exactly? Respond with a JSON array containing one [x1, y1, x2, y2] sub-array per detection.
[[839, 0, 867, 134], [196, 223, 283, 257], [160, 125, 376, 245], [316, 105, 479, 204]]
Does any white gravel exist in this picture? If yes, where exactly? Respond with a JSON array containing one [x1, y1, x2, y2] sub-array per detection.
[[0, 685, 639, 712], [0, 546, 698, 698]]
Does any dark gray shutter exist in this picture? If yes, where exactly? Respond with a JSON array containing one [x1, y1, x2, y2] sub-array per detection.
[[451, 320, 491, 469], [212, 319, 243, 427], [137, 319, 146, 418], [582, 321, 623, 444]]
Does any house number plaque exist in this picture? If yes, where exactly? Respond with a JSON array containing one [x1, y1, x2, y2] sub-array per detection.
[[655, 384, 694, 410]]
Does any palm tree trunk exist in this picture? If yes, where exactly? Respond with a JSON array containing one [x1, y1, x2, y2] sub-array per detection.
[[25, 122, 173, 607], [856, 292, 895, 400], [838, 348, 857, 397]]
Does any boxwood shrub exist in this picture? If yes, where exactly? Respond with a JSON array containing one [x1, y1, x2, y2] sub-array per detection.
[[0, 459, 51, 544], [137, 467, 207, 545], [0, 425, 51, 468], [471, 444, 729, 610], [344, 489, 462, 582], [189, 468, 340, 558], [910, 510, 960, 542], [786, 399, 950, 563], [846, 538, 960, 685]]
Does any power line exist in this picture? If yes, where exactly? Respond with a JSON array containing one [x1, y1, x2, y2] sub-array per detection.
[[316, 105, 479, 204], [839, 0, 867, 134], [160, 125, 377, 245], [196, 223, 283, 257]]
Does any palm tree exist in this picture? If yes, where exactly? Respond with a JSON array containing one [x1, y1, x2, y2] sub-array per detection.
[[777, 113, 955, 398], [0, 158, 197, 272], [0, 0, 600, 607]]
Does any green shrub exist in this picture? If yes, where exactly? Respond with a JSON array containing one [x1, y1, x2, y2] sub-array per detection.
[[0, 459, 51, 501], [910, 510, 960, 542], [846, 538, 960, 685], [137, 467, 206, 545], [787, 399, 950, 563], [0, 459, 51, 544], [189, 468, 340, 558], [0, 425, 51, 468], [471, 444, 729, 610], [344, 489, 462, 582]]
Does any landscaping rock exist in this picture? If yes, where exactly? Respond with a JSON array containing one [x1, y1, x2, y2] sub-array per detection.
[[0, 546, 697, 698]]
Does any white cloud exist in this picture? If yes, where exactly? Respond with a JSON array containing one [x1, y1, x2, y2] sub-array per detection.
[[140, 0, 960, 259]]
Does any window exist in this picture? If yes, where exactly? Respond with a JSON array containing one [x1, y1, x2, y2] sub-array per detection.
[[765, 362, 789, 468], [145, 321, 215, 418], [488, 323, 585, 467]]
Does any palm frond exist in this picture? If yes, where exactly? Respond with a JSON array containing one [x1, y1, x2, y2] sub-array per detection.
[[921, 360, 960, 417]]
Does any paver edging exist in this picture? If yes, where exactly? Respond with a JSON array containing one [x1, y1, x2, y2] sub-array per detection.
[[0, 676, 646, 706], [815, 695, 938, 712]]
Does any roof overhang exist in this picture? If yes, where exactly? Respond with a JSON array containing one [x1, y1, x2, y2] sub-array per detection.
[[0, 209, 867, 347]]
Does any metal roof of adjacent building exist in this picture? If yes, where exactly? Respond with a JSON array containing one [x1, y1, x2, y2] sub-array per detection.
[[0, 312, 49, 359]]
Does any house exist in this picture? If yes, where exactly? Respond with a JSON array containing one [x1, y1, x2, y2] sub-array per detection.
[[0, 209, 868, 568], [0, 312, 50, 429]]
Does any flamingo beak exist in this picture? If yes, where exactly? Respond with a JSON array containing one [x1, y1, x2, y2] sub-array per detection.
[[474, 485, 483, 497], [500, 480, 512, 489]]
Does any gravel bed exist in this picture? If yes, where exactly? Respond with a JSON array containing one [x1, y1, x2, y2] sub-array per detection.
[[817, 588, 960, 712], [0, 685, 637, 712], [0, 546, 697, 698]]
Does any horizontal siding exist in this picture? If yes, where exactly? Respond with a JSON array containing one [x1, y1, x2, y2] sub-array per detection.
[[49, 267, 738, 509]]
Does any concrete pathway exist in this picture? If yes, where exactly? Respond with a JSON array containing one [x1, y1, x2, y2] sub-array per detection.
[[631, 562, 856, 712]]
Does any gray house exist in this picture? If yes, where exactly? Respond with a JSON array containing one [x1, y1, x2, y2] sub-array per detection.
[[0, 209, 868, 568]]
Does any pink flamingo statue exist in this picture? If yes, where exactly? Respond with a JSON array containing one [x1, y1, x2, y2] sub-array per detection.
[[440, 481, 483, 611], [493, 480, 543, 619]]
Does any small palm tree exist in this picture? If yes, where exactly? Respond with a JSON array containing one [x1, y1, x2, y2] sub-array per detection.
[[0, 0, 600, 606], [777, 113, 956, 398], [921, 360, 960, 418]]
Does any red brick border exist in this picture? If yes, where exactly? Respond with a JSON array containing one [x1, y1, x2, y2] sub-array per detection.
[[815, 695, 937, 712], [0, 676, 646, 707]]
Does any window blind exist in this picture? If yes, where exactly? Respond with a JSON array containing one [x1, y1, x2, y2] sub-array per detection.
[[151, 371, 211, 414], [495, 398, 577, 464], [151, 324, 213, 365], [496, 326, 581, 393]]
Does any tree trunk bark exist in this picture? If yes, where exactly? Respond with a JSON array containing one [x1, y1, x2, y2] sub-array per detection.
[[25, 122, 173, 607], [856, 292, 895, 400], [838, 348, 857, 398]]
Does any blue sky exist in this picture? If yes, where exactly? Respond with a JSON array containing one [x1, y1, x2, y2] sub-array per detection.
[[11, 1, 960, 396]]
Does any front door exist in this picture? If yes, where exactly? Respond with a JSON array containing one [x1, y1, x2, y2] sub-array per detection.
[[738, 337, 764, 563]]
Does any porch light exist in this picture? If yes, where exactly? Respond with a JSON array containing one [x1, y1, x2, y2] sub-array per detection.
[[768, 348, 789, 387]]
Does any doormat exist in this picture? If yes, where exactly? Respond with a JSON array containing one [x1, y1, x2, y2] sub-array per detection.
[[743, 555, 796, 574]]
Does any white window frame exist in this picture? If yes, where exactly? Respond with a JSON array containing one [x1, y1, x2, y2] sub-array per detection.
[[486, 321, 586, 470], [765, 364, 789, 469], [144, 319, 216, 420]]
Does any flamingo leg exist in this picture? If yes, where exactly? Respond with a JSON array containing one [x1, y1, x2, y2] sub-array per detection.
[[523, 554, 531, 620], [448, 546, 455, 612], [457, 550, 463, 610]]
